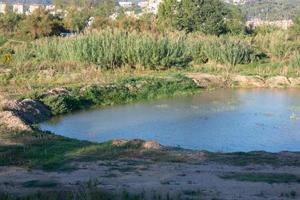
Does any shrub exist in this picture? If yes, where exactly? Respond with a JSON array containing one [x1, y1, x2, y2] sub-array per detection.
[[41, 94, 79, 115], [35, 76, 198, 115], [201, 39, 264, 66]]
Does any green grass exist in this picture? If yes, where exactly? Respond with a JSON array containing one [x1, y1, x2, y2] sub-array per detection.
[[220, 172, 300, 184], [206, 151, 300, 166], [27, 75, 198, 115]]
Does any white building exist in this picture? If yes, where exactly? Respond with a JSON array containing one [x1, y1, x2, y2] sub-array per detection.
[[138, 1, 148, 8], [119, 1, 133, 8], [13, 4, 24, 14], [0, 3, 7, 14], [146, 0, 163, 14], [246, 19, 293, 30], [28, 4, 42, 13], [45, 5, 55, 11]]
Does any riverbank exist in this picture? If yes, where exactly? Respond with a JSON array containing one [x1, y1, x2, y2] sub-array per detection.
[[1, 73, 300, 199], [2, 73, 300, 131]]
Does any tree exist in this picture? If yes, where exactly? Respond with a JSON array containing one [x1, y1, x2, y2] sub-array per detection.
[[225, 5, 246, 35], [93, 0, 117, 18], [157, 0, 240, 35], [63, 8, 90, 32], [0, 5, 23, 34], [90, 0, 117, 29], [157, 0, 178, 31], [21, 8, 64, 38]]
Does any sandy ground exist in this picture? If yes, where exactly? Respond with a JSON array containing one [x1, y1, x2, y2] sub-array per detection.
[[1, 160, 300, 200]]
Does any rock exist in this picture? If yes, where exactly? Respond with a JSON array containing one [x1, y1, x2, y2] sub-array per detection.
[[0, 111, 32, 131], [143, 140, 161, 150], [231, 75, 265, 88], [265, 76, 290, 88], [289, 77, 300, 87], [186, 73, 226, 88]]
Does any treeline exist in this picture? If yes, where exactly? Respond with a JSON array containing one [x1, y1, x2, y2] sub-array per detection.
[[0, 0, 248, 39]]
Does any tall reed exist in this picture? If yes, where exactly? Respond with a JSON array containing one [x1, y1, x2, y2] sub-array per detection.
[[14, 30, 192, 69]]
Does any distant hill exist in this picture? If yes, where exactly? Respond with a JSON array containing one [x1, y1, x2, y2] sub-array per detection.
[[238, 0, 300, 20]]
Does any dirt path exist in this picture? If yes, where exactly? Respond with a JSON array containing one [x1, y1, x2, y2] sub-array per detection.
[[1, 160, 300, 199]]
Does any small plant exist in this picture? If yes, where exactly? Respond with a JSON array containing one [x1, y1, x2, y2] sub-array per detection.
[[3, 53, 12, 64], [290, 53, 300, 68]]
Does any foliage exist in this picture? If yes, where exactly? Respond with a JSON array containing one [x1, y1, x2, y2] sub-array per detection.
[[20, 8, 64, 39], [289, 11, 300, 39], [157, 0, 178, 31], [41, 94, 80, 115], [0, 10, 23, 34], [225, 5, 246, 35], [201, 38, 265, 66], [63, 8, 90, 33], [36, 76, 198, 115], [157, 0, 245, 35], [290, 53, 300, 68], [14, 31, 192, 69]]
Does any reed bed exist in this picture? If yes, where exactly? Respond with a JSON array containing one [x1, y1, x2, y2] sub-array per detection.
[[13, 30, 263, 70]]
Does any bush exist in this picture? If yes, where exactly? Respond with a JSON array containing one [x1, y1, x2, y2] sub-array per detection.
[[201, 39, 264, 66], [35, 76, 198, 115], [41, 94, 79, 115]]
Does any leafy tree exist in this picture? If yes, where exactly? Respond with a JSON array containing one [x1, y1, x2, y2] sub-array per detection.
[[93, 0, 117, 18], [225, 5, 246, 35], [90, 0, 117, 29], [158, 0, 231, 35], [0, 5, 23, 33], [63, 8, 90, 32], [157, 0, 178, 31], [21, 8, 64, 38]]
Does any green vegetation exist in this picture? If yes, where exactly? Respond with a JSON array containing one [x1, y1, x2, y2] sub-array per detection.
[[14, 31, 192, 69], [207, 151, 300, 166], [221, 172, 300, 184], [31, 76, 198, 115], [0, 190, 183, 200], [0, 1, 300, 199], [157, 0, 245, 35], [0, 125, 152, 171]]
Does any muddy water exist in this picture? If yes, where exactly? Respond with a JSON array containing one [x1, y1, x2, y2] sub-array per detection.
[[39, 89, 300, 152]]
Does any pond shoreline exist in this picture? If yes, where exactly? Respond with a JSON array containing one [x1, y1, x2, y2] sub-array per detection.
[[1, 73, 300, 133], [1, 73, 300, 199]]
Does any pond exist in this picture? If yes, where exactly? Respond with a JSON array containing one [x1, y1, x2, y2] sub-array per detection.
[[39, 89, 300, 153]]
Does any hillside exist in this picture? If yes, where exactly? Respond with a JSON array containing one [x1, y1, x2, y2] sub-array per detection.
[[240, 0, 300, 20], [2, 0, 300, 20]]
